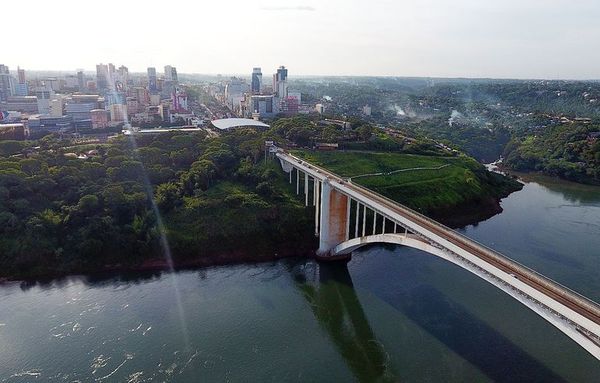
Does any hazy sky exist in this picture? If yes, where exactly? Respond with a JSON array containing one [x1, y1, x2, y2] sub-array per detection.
[[5, 0, 600, 79]]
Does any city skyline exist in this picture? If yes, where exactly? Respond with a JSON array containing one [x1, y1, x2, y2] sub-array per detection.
[[4, 0, 600, 80]]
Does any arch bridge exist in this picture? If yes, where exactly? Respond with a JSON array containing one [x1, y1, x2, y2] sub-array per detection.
[[275, 148, 600, 360]]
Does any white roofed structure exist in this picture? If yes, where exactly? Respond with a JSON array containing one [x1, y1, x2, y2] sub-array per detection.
[[211, 118, 270, 130]]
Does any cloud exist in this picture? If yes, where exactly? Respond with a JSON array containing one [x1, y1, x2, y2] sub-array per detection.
[[260, 5, 316, 11]]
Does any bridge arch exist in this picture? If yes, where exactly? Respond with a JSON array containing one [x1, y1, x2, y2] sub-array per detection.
[[332, 233, 600, 360], [275, 148, 600, 360]]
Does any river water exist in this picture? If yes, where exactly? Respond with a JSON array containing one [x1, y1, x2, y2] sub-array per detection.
[[1, 175, 599, 382]]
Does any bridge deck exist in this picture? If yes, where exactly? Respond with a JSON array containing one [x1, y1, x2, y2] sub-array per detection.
[[277, 150, 600, 329]]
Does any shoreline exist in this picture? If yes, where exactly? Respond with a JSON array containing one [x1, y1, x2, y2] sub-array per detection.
[[0, 246, 313, 285], [495, 163, 600, 187], [0, 196, 512, 284], [1, 178, 523, 284]]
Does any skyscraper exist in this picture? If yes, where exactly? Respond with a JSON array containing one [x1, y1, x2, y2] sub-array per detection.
[[96, 64, 109, 91], [14, 67, 28, 96], [147, 67, 157, 92], [96, 63, 117, 92], [273, 66, 288, 99], [117, 66, 129, 91], [164, 65, 178, 83], [77, 70, 85, 91], [251, 67, 262, 94], [17, 67, 25, 84], [0, 64, 14, 102]]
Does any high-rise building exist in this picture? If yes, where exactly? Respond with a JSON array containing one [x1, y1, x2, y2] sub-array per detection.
[[162, 65, 178, 97], [164, 65, 178, 83], [134, 87, 150, 106], [17, 67, 25, 84], [117, 66, 129, 91], [77, 70, 85, 91], [273, 66, 288, 99], [147, 67, 157, 92], [96, 64, 108, 91], [96, 63, 116, 91], [14, 67, 28, 96], [109, 104, 128, 122], [251, 67, 262, 94], [224, 77, 246, 106], [0, 64, 14, 102]]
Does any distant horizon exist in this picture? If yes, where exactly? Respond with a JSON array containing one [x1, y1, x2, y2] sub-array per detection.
[[8, 67, 600, 82], [4, 0, 600, 80]]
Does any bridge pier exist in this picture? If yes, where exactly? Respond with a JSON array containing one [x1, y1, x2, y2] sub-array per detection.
[[317, 179, 351, 260], [276, 151, 600, 360]]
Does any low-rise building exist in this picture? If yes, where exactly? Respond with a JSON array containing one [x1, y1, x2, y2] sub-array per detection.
[[0, 96, 38, 113], [0, 123, 26, 140]]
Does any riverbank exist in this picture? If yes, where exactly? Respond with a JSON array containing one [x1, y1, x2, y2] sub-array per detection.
[[0, 132, 521, 282], [0, 243, 315, 284]]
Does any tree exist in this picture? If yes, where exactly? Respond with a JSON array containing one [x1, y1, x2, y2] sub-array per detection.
[[156, 182, 181, 211], [77, 194, 100, 214], [356, 125, 374, 141], [19, 158, 42, 175]]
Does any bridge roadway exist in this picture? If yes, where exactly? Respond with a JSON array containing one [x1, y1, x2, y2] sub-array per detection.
[[275, 149, 600, 359]]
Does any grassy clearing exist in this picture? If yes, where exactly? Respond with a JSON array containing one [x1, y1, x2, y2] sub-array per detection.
[[292, 150, 518, 213]]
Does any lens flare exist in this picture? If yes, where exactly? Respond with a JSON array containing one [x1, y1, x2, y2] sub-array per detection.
[[107, 69, 190, 349]]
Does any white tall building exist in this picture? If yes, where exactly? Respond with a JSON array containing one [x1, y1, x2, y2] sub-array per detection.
[[273, 66, 288, 99], [164, 65, 178, 83], [35, 89, 54, 115], [50, 96, 65, 117], [251, 67, 262, 94]]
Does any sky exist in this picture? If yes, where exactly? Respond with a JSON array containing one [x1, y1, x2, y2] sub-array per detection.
[[4, 0, 600, 79]]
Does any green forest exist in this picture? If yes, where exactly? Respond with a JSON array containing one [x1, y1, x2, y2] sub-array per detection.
[[0, 114, 524, 279], [503, 124, 600, 184], [0, 130, 315, 279]]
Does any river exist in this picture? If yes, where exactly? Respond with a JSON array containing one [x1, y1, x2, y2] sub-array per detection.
[[1, 174, 599, 382]]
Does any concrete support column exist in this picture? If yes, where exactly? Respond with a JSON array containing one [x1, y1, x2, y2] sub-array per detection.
[[296, 169, 300, 194], [362, 205, 367, 237], [289, 169, 292, 184], [372, 212, 377, 235], [345, 198, 351, 241], [354, 202, 360, 239], [305, 173, 309, 206], [382, 217, 386, 234], [315, 181, 320, 236], [317, 180, 349, 255], [393, 222, 397, 234]]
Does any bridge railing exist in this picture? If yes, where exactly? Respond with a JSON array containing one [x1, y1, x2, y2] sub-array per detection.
[[359, 183, 600, 316], [345, 173, 600, 315], [277, 148, 600, 316]]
